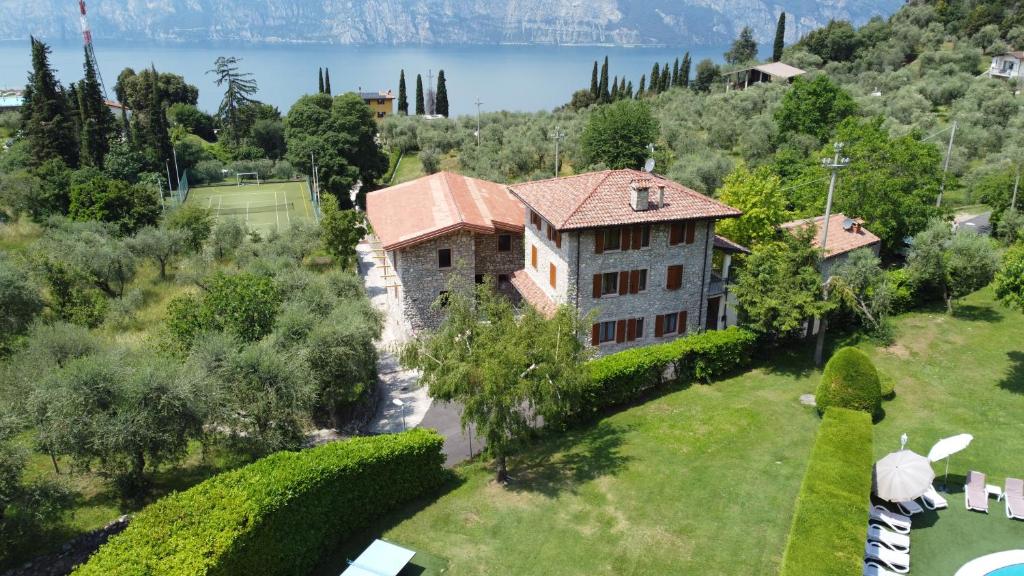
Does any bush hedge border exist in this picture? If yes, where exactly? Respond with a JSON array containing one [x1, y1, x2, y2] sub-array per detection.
[[74, 429, 446, 576], [779, 407, 874, 576]]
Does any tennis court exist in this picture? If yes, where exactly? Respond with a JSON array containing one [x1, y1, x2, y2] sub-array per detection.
[[185, 181, 317, 236]]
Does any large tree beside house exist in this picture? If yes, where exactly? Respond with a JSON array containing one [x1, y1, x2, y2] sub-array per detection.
[[580, 99, 658, 170]]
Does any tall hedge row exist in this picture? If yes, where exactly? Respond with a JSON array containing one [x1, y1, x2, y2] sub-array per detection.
[[74, 429, 446, 576], [583, 327, 757, 414], [779, 408, 874, 576]]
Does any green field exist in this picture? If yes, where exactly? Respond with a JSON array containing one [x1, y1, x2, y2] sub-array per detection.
[[185, 180, 316, 235]]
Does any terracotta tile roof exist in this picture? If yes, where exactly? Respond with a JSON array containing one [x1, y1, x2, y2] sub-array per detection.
[[366, 171, 524, 251], [508, 169, 741, 230], [713, 235, 751, 254], [781, 213, 881, 259], [510, 270, 557, 318]]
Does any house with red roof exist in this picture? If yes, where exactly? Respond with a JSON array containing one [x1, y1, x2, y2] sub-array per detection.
[[781, 213, 881, 279], [507, 169, 744, 355]]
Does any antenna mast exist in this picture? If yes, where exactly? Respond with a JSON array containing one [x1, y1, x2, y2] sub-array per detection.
[[78, 0, 108, 98]]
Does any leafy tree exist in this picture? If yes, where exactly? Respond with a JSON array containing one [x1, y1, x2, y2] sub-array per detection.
[[207, 57, 258, 145], [22, 38, 78, 168], [69, 175, 161, 235], [165, 204, 213, 253], [775, 75, 856, 142], [908, 220, 1000, 312], [306, 307, 379, 427], [726, 26, 759, 64], [436, 70, 449, 117], [129, 66, 174, 180], [77, 47, 116, 168], [773, 13, 787, 62], [37, 221, 137, 300], [398, 69, 408, 115], [580, 99, 658, 170], [114, 68, 198, 111], [319, 192, 366, 269], [415, 74, 425, 116], [693, 59, 720, 92], [997, 207, 1024, 245], [680, 52, 691, 88], [167, 272, 281, 346], [103, 140, 149, 184], [714, 164, 788, 248], [0, 257, 44, 352], [403, 282, 590, 482], [129, 226, 186, 280], [995, 243, 1024, 312], [209, 217, 246, 260], [251, 118, 286, 160], [420, 148, 441, 174], [734, 230, 833, 339], [166, 103, 217, 141], [800, 20, 860, 62], [829, 248, 893, 336]]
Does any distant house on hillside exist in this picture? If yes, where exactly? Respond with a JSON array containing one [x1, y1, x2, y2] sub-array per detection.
[[359, 89, 395, 119], [0, 89, 24, 112], [988, 51, 1023, 81], [723, 62, 806, 91], [781, 213, 881, 279]]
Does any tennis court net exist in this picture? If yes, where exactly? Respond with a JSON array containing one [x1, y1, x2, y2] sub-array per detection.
[[212, 202, 294, 216]]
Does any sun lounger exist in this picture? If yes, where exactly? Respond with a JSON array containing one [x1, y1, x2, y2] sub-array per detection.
[[920, 485, 948, 510], [966, 470, 989, 513], [896, 500, 923, 516], [867, 523, 910, 553], [864, 560, 903, 576], [1006, 478, 1024, 520], [865, 542, 910, 574], [869, 505, 912, 534]]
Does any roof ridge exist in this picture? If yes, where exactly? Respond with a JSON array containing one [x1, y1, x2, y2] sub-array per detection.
[[442, 172, 468, 227], [558, 169, 615, 228]]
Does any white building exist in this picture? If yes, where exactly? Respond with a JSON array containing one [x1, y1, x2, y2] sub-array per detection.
[[989, 51, 1023, 81]]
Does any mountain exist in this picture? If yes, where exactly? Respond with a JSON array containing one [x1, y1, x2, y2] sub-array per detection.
[[0, 0, 904, 47]]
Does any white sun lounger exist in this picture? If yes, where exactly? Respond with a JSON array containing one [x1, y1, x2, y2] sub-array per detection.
[[966, 470, 989, 513], [864, 560, 903, 576], [920, 485, 948, 511], [1006, 478, 1024, 520], [896, 499, 924, 516], [865, 542, 910, 574], [867, 524, 910, 553], [869, 505, 912, 534]]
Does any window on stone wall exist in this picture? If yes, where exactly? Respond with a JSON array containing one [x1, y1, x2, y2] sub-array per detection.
[[666, 265, 683, 290], [475, 275, 484, 284], [603, 228, 621, 251], [663, 313, 678, 334], [636, 269, 648, 292], [549, 263, 557, 289], [641, 225, 651, 247], [498, 234, 512, 252], [598, 321, 617, 343], [601, 272, 618, 296], [498, 274, 510, 289], [438, 248, 452, 269]]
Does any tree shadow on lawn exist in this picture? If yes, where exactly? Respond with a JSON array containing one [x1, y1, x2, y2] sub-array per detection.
[[998, 351, 1024, 394], [953, 304, 1003, 323]]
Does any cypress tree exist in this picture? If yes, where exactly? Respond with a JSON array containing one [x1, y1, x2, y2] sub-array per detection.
[[398, 69, 408, 115], [590, 61, 599, 98], [681, 52, 692, 88], [23, 37, 79, 168], [610, 76, 619, 101], [672, 58, 680, 87], [598, 56, 609, 102], [79, 46, 115, 168], [660, 62, 671, 92], [649, 63, 660, 95], [415, 74, 425, 115], [133, 65, 174, 184], [625, 80, 633, 99], [619, 77, 626, 100], [324, 68, 332, 95], [318, 68, 324, 93], [436, 70, 449, 117], [773, 13, 786, 62], [637, 74, 646, 98], [67, 83, 82, 138]]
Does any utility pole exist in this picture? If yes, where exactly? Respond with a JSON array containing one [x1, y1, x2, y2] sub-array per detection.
[[551, 126, 565, 177], [936, 120, 957, 208], [474, 97, 483, 145], [814, 142, 850, 368]]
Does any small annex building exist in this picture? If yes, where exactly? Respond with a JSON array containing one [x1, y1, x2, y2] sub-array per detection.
[[724, 62, 806, 91], [988, 51, 1023, 81], [365, 171, 525, 330], [781, 213, 881, 279]]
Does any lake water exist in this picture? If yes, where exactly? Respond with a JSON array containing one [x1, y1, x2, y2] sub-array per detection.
[[0, 41, 737, 117]]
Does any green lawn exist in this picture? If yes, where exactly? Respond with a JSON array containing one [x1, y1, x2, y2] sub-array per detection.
[[392, 153, 425, 184]]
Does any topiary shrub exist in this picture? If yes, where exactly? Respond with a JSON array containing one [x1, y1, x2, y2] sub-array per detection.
[[815, 347, 882, 415], [878, 370, 896, 399]]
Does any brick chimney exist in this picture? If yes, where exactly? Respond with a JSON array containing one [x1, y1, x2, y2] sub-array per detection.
[[630, 178, 652, 211]]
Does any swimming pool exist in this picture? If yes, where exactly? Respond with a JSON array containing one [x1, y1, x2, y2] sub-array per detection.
[[956, 551, 1024, 576]]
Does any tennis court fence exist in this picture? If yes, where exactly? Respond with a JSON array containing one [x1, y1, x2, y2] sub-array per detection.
[[211, 202, 295, 216], [178, 170, 190, 204]]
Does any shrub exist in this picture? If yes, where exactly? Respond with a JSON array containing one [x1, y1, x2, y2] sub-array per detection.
[[779, 408, 873, 576], [815, 347, 882, 415], [885, 267, 916, 314], [74, 429, 446, 576], [878, 370, 896, 399]]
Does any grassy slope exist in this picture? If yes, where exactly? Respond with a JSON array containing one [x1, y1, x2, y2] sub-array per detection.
[[392, 153, 424, 184]]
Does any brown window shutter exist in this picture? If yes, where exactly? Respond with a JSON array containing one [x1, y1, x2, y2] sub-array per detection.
[[592, 274, 602, 299], [655, 315, 664, 337], [686, 221, 697, 244], [592, 323, 599, 345], [629, 270, 640, 294], [669, 223, 681, 245], [594, 231, 604, 254], [555, 231, 562, 249], [679, 311, 688, 334], [667, 265, 682, 290], [549, 264, 557, 288], [631, 226, 642, 248], [621, 226, 632, 250], [616, 320, 627, 343], [619, 271, 629, 296], [531, 245, 538, 268], [627, 318, 637, 341]]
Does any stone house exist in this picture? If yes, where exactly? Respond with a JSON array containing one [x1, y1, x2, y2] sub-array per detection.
[[781, 213, 881, 280], [507, 169, 744, 355], [365, 172, 524, 330]]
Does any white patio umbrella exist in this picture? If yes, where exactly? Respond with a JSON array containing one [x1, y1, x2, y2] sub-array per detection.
[[874, 450, 936, 503], [928, 433, 974, 490]]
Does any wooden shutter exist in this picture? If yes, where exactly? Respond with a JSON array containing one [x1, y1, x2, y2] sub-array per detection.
[[591, 323, 599, 345], [667, 265, 683, 290], [669, 223, 682, 245], [626, 318, 637, 341], [679, 311, 688, 334], [629, 270, 640, 294], [621, 226, 632, 250], [555, 231, 562, 249], [592, 274, 602, 299], [632, 226, 642, 248], [549, 263, 557, 288], [531, 245, 538, 268], [655, 315, 664, 337], [619, 271, 629, 296], [685, 221, 697, 244], [616, 320, 627, 343], [594, 230, 604, 254]]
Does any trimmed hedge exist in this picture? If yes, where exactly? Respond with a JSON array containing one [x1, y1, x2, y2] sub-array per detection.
[[779, 408, 874, 576], [816, 347, 882, 415], [74, 429, 446, 576], [583, 327, 757, 414]]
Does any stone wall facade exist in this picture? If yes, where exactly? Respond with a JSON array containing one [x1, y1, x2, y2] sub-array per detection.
[[474, 230, 525, 300]]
